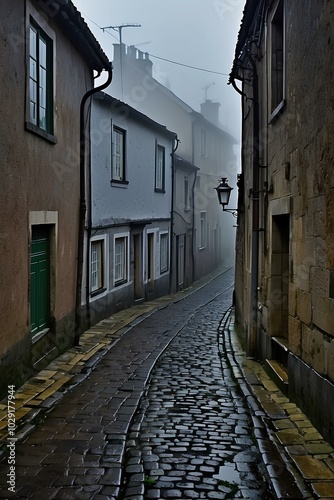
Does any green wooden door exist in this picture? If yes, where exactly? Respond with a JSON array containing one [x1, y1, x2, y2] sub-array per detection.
[[30, 226, 50, 336]]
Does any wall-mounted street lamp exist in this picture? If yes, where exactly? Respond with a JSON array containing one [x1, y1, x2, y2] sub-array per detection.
[[215, 177, 239, 217]]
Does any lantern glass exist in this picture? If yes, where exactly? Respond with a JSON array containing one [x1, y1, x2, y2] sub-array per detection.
[[216, 178, 233, 207]]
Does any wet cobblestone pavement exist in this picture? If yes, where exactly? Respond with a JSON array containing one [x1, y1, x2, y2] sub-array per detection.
[[121, 280, 272, 499], [1, 266, 334, 498]]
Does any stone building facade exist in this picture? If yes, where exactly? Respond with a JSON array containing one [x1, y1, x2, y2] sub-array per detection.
[[231, 0, 334, 445]]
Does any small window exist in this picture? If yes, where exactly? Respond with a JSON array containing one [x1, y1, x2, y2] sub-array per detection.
[[155, 144, 165, 192], [200, 211, 207, 249], [28, 20, 54, 136], [271, 0, 284, 117], [160, 233, 169, 273], [200, 129, 206, 157], [184, 176, 190, 210], [91, 240, 104, 293], [112, 127, 126, 182], [114, 236, 128, 285]]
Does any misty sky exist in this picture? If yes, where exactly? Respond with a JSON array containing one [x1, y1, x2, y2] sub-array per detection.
[[74, 0, 246, 139]]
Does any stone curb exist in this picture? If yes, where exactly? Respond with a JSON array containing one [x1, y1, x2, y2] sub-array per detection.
[[222, 309, 334, 500]]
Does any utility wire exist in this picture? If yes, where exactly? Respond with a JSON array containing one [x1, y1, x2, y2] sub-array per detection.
[[149, 54, 228, 76], [82, 12, 229, 77]]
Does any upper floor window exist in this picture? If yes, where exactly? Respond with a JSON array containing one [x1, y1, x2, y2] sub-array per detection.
[[184, 176, 190, 210], [200, 129, 207, 156], [270, 0, 285, 119], [112, 126, 126, 182], [155, 144, 165, 192], [28, 21, 54, 136], [199, 211, 207, 249]]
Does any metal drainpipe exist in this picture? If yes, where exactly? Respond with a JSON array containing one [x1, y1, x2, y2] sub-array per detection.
[[75, 66, 113, 346], [169, 136, 179, 294], [245, 45, 260, 358]]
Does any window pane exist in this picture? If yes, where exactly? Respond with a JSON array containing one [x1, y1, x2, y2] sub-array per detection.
[[30, 101, 36, 124], [30, 26, 37, 59], [30, 58, 37, 81], [39, 37, 47, 68]]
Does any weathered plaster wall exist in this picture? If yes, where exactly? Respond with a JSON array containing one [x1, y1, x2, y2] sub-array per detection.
[[0, 0, 94, 393]]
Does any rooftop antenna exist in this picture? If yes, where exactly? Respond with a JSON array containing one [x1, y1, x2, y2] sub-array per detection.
[[101, 23, 141, 99], [203, 82, 215, 100]]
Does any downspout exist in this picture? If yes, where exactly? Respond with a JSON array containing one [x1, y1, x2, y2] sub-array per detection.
[[245, 44, 260, 358], [169, 135, 179, 294], [191, 170, 197, 284], [75, 65, 113, 345]]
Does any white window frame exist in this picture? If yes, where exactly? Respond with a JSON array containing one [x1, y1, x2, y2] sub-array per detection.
[[112, 126, 126, 182], [90, 235, 108, 297], [199, 211, 207, 249], [200, 129, 207, 157], [184, 176, 190, 210], [113, 233, 129, 287], [160, 231, 169, 274]]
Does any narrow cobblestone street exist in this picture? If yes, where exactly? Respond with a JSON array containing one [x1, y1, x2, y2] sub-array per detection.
[[0, 269, 272, 498], [121, 275, 271, 499]]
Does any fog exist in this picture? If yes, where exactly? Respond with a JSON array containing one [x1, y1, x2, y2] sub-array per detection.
[[74, 0, 245, 141], [74, 0, 246, 266]]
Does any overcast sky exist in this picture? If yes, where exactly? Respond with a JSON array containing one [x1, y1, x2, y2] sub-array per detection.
[[74, 0, 245, 139]]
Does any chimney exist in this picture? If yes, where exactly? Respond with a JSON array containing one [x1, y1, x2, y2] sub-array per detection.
[[200, 99, 220, 126], [113, 44, 153, 77]]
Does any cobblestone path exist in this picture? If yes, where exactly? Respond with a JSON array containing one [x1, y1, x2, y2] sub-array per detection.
[[122, 280, 273, 499]]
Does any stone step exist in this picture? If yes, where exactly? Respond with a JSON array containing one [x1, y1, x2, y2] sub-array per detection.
[[265, 358, 289, 395]]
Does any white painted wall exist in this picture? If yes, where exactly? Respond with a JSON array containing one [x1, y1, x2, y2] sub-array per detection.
[[91, 94, 174, 227]]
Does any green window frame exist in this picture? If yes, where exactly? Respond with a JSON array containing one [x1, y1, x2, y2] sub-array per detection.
[[29, 20, 53, 135]]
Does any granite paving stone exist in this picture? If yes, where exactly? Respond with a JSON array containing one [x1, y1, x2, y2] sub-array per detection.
[[1, 267, 334, 498]]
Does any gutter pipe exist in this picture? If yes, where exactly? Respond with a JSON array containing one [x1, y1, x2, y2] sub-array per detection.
[[75, 66, 113, 345], [169, 136, 179, 294], [229, 42, 260, 358]]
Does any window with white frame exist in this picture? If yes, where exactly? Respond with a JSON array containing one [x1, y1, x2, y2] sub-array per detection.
[[160, 232, 169, 273], [155, 144, 165, 192], [114, 235, 128, 285], [184, 176, 190, 210], [112, 126, 126, 181], [199, 211, 207, 249], [28, 19, 54, 137], [271, 0, 284, 117], [91, 239, 104, 293], [200, 129, 207, 156]]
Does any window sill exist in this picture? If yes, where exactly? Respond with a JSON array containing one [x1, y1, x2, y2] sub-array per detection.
[[25, 122, 57, 144], [111, 180, 129, 188], [269, 99, 285, 124], [90, 287, 107, 298], [198, 246, 206, 251], [114, 279, 128, 287], [155, 188, 166, 193]]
